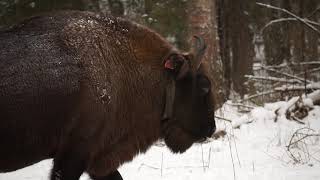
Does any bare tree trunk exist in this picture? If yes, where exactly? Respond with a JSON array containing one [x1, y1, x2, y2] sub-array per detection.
[[264, 0, 290, 65], [187, 0, 226, 109], [291, 0, 305, 63], [304, 0, 319, 61], [217, 0, 231, 97], [217, 0, 255, 97], [229, 1, 254, 96], [281, 0, 292, 62]]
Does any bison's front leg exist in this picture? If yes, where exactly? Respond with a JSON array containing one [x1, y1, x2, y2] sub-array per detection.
[[50, 145, 88, 180], [90, 170, 123, 180]]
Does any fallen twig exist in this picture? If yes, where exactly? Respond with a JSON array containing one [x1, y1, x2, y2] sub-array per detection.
[[286, 127, 320, 164]]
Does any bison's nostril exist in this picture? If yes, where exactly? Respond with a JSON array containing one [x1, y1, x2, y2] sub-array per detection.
[[212, 125, 216, 134], [206, 123, 216, 137]]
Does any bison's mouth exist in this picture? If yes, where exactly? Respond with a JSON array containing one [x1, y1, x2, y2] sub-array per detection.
[[161, 118, 200, 153]]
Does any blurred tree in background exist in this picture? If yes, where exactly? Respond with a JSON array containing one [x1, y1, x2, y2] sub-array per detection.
[[218, 0, 254, 97], [187, 0, 226, 108]]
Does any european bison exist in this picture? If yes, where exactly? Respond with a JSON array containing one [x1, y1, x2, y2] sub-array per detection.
[[0, 11, 216, 180]]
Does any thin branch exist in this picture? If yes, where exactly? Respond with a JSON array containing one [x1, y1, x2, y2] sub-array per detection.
[[201, 145, 206, 172], [256, 2, 320, 35], [207, 147, 212, 168], [291, 116, 306, 125], [311, 155, 320, 163], [245, 75, 302, 84], [297, 61, 320, 66], [297, 67, 320, 76], [286, 127, 320, 163], [275, 84, 320, 92], [241, 90, 276, 102], [225, 102, 257, 109], [215, 115, 232, 123], [230, 123, 242, 167], [296, 133, 320, 137], [261, 17, 320, 34], [307, 6, 320, 18], [262, 151, 291, 164], [261, 66, 313, 84], [227, 133, 236, 180], [263, 61, 320, 69], [138, 163, 159, 171], [161, 152, 163, 177]]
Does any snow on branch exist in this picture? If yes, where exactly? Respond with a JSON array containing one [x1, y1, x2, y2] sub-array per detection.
[[241, 90, 276, 103], [245, 75, 302, 84], [225, 102, 257, 110], [275, 90, 320, 123], [275, 83, 320, 92], [256, 2, 320, 35], [265, 61, 320, 69], [291, 61, 320, 66], [307, 90, 320, 105]]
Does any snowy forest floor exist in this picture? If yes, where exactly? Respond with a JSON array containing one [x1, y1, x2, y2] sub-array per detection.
[[1, 101, 320, 180]]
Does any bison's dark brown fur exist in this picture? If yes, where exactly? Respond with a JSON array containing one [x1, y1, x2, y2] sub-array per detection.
[[0, 11, 215, 180]]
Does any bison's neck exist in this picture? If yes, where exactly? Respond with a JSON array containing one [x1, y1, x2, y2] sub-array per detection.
[[62, 13, 171, 140], [125, 22, 176, 68], [100, 17, 173, 156]]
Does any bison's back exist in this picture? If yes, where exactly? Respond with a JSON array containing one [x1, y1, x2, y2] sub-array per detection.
[[0, 21, 81, 171]]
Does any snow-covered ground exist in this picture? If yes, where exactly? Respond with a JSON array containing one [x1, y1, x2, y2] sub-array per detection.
[[1, 102, 320, 180]]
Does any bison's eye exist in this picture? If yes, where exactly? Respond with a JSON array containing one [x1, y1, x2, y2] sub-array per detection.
[[164, 54, 184, 71], [164, 53, 191, 80], [196, 75, 211, 96]]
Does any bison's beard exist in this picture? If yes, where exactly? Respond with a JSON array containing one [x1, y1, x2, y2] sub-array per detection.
[[161, 120, 198, 153]]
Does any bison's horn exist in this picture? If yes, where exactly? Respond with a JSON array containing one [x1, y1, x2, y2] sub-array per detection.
[[192, 36, 207, 71]]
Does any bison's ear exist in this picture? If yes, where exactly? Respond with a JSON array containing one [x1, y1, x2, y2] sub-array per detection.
[[164, 54, 190, 79]]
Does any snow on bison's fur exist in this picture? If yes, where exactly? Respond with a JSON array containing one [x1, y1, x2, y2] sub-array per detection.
[[0, 11, 216, 180]]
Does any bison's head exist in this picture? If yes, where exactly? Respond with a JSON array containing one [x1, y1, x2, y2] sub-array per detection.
[[161, 36, 216, 153]]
